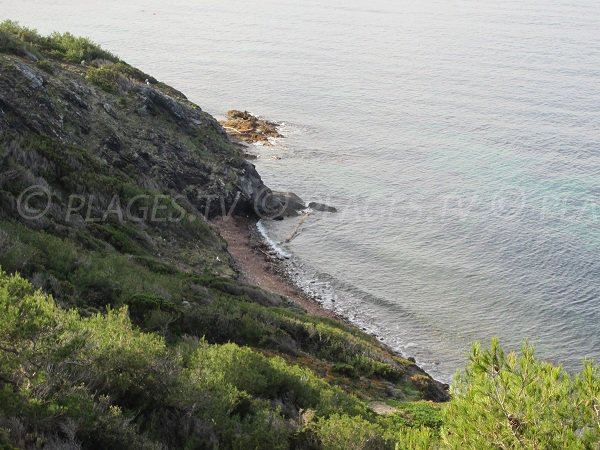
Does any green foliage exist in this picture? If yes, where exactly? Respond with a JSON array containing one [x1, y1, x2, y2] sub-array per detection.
[[332, 362, 358, 378], [442, 338, 600, 449], [90, 223, 146, 254], [45, 31, 117, 62], [0, 21, 40, 57], [392, 427, 437, 450], [381, 401, 443, 430], [41, 33, 118, 62], [84, 62, 157, 93], [130, 255, 178, 274], [313, 413, 386, 450], [188, 341, 368, 416], [35, 58, 53, 73], [0, 20, 118, 62], [0, 270, 407, 449], [0, 221, 78, 278], [85, 64, 120, 93]]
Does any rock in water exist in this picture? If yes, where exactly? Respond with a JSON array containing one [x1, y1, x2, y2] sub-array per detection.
[[270, 192, 306, 217], [308, 202, 337, 213], [221, 110, 283, 144]]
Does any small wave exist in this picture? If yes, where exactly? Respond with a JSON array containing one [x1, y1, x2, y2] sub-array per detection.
[[277, 121, 312, 137], [254, 221, 452, 380], [256, 220, 291, 258]]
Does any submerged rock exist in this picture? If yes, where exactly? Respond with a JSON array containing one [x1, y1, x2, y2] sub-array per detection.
[[308, 202, 337, 213]]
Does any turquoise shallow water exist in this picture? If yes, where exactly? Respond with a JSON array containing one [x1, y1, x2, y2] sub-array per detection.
[[3, 0, 599, 380]]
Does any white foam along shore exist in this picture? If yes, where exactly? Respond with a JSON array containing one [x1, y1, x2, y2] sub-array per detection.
[[256, 220, 292, 258], [254, 218, 450, 383]]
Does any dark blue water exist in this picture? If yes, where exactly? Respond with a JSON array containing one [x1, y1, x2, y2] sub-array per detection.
[[4, 0, 600, 380]]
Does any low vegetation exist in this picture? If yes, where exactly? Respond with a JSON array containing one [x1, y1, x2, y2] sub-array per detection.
[[1, 271, 598, 449], [0, 270, 435, 449], [443, 339, 600, 449], [0, 20, 117, 63]]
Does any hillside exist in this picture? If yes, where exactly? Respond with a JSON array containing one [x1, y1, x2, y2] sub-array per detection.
[[0, 21, 448, 449], [2, 21, 599, 450]]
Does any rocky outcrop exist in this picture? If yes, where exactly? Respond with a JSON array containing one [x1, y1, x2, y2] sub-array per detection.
[[220, 110, 283, 144], [271, 191, 306, 217], [236, 163, 306, 218], [308, 202, 337, 213], [0, 53, 296, 224]]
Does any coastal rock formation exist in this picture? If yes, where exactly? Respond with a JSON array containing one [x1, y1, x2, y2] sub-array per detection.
[[271, 191, 306, 217], [237, 162, 305, 218], [0, 56, 282, 223], [220, 109, 283, 144], [308, 201, 337, 213]]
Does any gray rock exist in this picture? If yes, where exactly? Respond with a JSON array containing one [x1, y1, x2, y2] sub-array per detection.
[[308, 202, 337, 213], [16, 64, 43, 89], [138, 86, 186, 121], [236, 162, 305, 219], [271, 191, 306, 217]]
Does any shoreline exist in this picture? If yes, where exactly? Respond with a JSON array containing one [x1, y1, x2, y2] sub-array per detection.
[[213, 215, 342, 321], [212, 215, 450, 396]]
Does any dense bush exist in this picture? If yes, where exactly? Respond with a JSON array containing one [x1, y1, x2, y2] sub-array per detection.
[[0, 20, 117, 62], [313, 414, 386, 450], [85, 65, 121, 93], [0, 271, 403, 449], [3, 240, 599, 449], [442, 339, 600, 449], [84, 62, 157, 93]]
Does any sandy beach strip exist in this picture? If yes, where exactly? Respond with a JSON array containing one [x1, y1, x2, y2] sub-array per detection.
[[212, 215, 341, 320]]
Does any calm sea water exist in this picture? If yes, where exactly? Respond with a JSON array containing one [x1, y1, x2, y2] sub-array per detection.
[[3, 0, 600, 381]]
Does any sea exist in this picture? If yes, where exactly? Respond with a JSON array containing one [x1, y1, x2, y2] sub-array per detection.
[[3, 0, 599, 381]]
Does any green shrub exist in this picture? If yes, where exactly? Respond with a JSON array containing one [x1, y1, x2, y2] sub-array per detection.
[[0, 221, 78, 278], [392, 427, 437, 450], [332, 362, 358, 378], [45, 31, 117, 62], [381, 401, 443, 430], [85, 65, 120, 93], [35, 58, 54, 73], [442, 338, 600, 449], [85, 62, 159, 94], [0, 270, 169, 448], [0, 21, 118, 63], [0, 21, 40, 57], [131, 255, 177, 274], [90, 223, 145, 254], [0, 270, 381, 448], [124, 293, 177, 332], [314, 413, 386, 450], [78, 307, 171, 406]]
